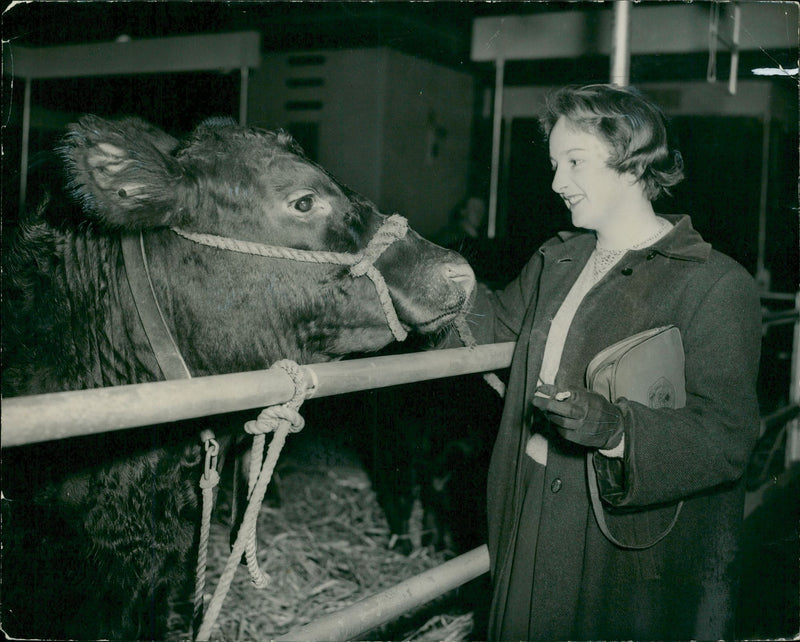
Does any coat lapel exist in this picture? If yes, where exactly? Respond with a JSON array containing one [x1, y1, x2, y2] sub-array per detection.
[[524, 234, 595, 404]]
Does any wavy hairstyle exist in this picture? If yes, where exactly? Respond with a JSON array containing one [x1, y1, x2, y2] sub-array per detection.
[[539, 84, 685, 200]]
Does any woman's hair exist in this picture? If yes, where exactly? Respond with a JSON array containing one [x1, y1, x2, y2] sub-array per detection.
[[539, 84, 684, 200]]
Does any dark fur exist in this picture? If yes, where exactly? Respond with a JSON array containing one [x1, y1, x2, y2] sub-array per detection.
[[2, 115, 474, 639]]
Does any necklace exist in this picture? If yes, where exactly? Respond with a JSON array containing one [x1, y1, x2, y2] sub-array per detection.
[[591, 217, 672, 282]]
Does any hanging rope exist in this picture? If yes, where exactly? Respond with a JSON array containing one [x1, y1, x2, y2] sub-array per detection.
[[241, 392, 308, 589], [455, 314, 506, 398], [172, 214, 409, 341], [194, 360, 316, 642], [193, 430, 220, 635]]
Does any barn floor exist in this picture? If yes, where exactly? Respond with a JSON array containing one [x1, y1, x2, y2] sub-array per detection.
[[180, 427, 482, 642]]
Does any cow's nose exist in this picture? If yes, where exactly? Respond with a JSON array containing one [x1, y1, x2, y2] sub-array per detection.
[[443, 262, 476, 291]]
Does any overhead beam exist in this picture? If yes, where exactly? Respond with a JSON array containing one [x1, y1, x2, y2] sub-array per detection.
[[499, 80, 783, 120], [471, 3, 796, 62], [4, 31, 261, 79]]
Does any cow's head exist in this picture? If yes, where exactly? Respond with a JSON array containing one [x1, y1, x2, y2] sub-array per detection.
[[60, 115, 475, 372]]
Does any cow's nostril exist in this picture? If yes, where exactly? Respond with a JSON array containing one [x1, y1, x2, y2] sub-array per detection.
[[443, 262, 476, 290]]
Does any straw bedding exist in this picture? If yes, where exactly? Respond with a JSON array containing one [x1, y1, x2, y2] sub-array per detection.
[[174, 426, 482, 641]]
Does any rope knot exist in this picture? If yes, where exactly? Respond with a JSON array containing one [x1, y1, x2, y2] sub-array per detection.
[[199, 434, 221, 488], [199, 470, 220, 489], [245, 360, 316, 432], [349, 214, 408, 278], [244, 405, 305, 435], [347, 215, 410, 342]]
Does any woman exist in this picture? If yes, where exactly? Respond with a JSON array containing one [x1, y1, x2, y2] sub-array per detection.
[[468, 85, 761, 640]]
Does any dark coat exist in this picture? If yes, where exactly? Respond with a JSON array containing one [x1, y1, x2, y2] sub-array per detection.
[[471, 215, 761, 641]]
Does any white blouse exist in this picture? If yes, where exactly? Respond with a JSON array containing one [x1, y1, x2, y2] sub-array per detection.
[[526, 217, 673, 466]]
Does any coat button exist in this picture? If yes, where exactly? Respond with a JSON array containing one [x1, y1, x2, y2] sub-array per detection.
[[550, 478, 563, 493], [621, 267, 633, 276]]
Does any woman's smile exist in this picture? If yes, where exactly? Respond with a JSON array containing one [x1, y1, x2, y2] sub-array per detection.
[[548, 116, 656, 244]]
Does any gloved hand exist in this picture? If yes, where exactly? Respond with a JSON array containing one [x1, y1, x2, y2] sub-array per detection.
[[532, 384, 624, 449]]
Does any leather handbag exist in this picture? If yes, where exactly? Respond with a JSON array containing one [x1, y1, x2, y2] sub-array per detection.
[[585, 325, 686, 549]]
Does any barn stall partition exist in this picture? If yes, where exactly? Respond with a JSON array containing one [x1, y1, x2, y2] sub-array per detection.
[[3, 343, 513, 639], [4, 297, 800, 640]]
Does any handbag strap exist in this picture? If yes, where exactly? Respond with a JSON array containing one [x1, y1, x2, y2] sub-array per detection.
[[587, 452, 683, 550]]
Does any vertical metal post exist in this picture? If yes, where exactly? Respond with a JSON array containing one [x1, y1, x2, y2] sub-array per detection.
[[239, 66, 249, 126], [756, 115, 772, 289], [728, 3, 741, 95], [19, 76, 32, 212], [498, 117, 513, 239], [487, 58, 505, 239], [707, 2, 720, 83], [610, 1, 631, 86], [788, 292, 800, 466]]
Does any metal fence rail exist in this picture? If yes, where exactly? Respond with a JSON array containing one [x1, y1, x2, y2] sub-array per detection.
[[4, 294, 798, 639], [276, 545, 491, 642], [1, 343, 514, 447], [2, 344, 511, 639]]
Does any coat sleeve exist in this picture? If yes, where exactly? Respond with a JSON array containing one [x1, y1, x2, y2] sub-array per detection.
[[594, 261, 762, 507], [463, 249, 545, 345]]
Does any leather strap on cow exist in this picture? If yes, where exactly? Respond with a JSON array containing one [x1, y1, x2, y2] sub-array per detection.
[[121, 233, 192, 381]]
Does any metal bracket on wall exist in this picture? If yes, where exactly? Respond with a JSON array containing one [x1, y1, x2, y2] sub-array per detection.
[[707, 2, 741, 95]]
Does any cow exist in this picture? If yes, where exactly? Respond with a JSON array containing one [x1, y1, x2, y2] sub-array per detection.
[[365, 370, 503, 556], [0, 115, 475, 640]]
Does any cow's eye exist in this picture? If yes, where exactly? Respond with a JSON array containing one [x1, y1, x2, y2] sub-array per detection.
[[294, 195, 314, 213]]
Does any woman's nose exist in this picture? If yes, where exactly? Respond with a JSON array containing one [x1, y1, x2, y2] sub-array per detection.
[[551, 168, 566, 194]]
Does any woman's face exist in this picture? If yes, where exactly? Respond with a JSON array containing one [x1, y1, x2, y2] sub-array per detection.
[[548, 116, 636, 231]]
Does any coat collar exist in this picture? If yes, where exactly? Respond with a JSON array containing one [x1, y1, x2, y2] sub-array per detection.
[[541, 214, 712, 263]]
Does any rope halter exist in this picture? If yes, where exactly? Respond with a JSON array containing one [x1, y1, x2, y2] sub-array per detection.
[[171, 214, 410, 341]]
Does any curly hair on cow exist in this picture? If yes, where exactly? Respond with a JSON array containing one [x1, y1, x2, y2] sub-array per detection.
[[1, 114, 475, 640]]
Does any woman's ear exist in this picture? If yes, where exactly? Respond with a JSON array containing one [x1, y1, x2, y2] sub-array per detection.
[[622, 170, 648, 194], [59, 115, 193, 231]]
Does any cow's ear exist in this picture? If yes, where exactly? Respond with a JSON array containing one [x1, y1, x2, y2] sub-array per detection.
[[59, 115, 190, 230]]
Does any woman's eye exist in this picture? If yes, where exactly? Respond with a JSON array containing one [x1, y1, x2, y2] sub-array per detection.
[[294, 195, 314, 213]]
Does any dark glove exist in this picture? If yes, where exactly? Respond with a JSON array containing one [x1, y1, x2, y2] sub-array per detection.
[[532, 384, 624, 449]]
